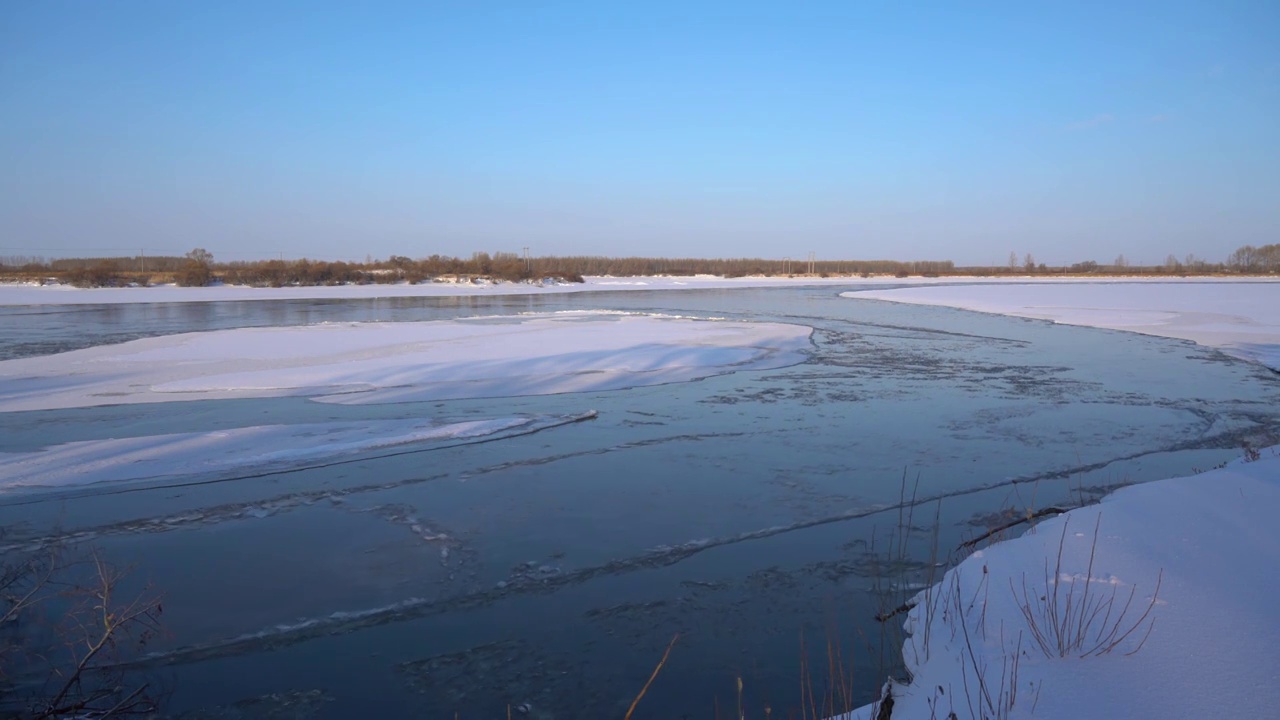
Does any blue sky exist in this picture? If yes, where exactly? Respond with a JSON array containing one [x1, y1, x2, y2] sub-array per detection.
[[2, 1, 1277, 265]]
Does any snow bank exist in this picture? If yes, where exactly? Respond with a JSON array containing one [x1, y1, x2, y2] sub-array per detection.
[[836, 446, 1280, 719], [0, 275, 862, 305], [0, 417, 534, 491], [842, 282, 1280, 371], [0, 312, 812, 411], [5, 271, 1274, 302], [2, 275, 1274, 307]]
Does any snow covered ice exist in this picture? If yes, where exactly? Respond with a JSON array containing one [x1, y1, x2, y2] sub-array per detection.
[[0, 310, 810, 493], [843, 280, 1280, 371], [0, 311, 812, 412], [0, 417, 540, 491]]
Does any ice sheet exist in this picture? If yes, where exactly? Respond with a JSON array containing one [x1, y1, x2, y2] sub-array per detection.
[[843, 281, 1280, 370], [0, 312, 813, 411], [835, 446, 1280, 719], [0, 417, 532, 491]]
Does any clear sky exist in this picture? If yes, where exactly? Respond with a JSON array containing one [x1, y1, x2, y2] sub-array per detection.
[[2, 1, 1277, 265]]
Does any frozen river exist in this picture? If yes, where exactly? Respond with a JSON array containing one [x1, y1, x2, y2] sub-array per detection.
[[3, 284, 1278, 718]]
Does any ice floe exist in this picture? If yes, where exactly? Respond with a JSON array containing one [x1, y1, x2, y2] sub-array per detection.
[[0, 312, 812, 411], [0, 417, 537, 491]]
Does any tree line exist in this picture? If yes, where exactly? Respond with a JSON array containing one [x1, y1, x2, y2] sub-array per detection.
[[2, 243, 1276, 288], [1226, 243, 1280, 273]]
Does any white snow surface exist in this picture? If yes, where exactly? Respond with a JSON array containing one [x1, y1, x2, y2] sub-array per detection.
[[0, 417, 530, 491], [0, 312, 812, 412], [837, 446, 1280, 720], [842, 281, 1280, 370]]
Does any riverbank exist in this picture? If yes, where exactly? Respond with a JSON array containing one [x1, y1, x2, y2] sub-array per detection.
[[3, 273, 1278, 306], [836, 444, 1280, 719]]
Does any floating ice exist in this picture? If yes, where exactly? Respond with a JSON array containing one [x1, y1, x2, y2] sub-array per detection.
[[0, 416, 535, 491], [0, 312, 812, 412]]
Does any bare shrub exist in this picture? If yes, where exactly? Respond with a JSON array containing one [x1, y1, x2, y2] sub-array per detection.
[[1, 540, 164, 718], [1011, 515, 1161, 659], [65, 261, 125, 288]]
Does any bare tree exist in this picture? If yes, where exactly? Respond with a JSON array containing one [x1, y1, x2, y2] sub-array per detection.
[[177, 248, 215, 287], [1228, 243, 1280, 272]]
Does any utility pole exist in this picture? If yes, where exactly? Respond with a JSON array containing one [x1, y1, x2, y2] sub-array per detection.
[[523, 246, 530, 273]]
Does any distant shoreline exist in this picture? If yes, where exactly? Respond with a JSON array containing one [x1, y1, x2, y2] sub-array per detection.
[[3, 273, 1279, 307]]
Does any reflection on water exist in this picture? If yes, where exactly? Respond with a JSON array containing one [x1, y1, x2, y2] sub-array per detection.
[[2, 286, 1278, 718]]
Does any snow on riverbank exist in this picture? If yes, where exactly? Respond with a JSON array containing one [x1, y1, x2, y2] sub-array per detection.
[[842, 281, 1280, 371], [0, 416, 540, 491], [5, 274, 1275, 306], [836, 445, 1280, 719], [0, 312, 812, 412], [0, 275, 864, 305]]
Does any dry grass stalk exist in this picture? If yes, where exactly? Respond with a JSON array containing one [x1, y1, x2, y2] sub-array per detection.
[[623, 633, 679, 720]]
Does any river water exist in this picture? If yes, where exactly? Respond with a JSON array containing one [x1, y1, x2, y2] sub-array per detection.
[[2, 284, 1277, 718]]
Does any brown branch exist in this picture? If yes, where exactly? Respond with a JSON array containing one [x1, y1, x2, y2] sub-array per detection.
[[101, 682, 151, 717], [0, 547, 60, 626], [959, 507, 1069, 550], [44, 553, 161, 716], [874, 600, 917, 623]]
